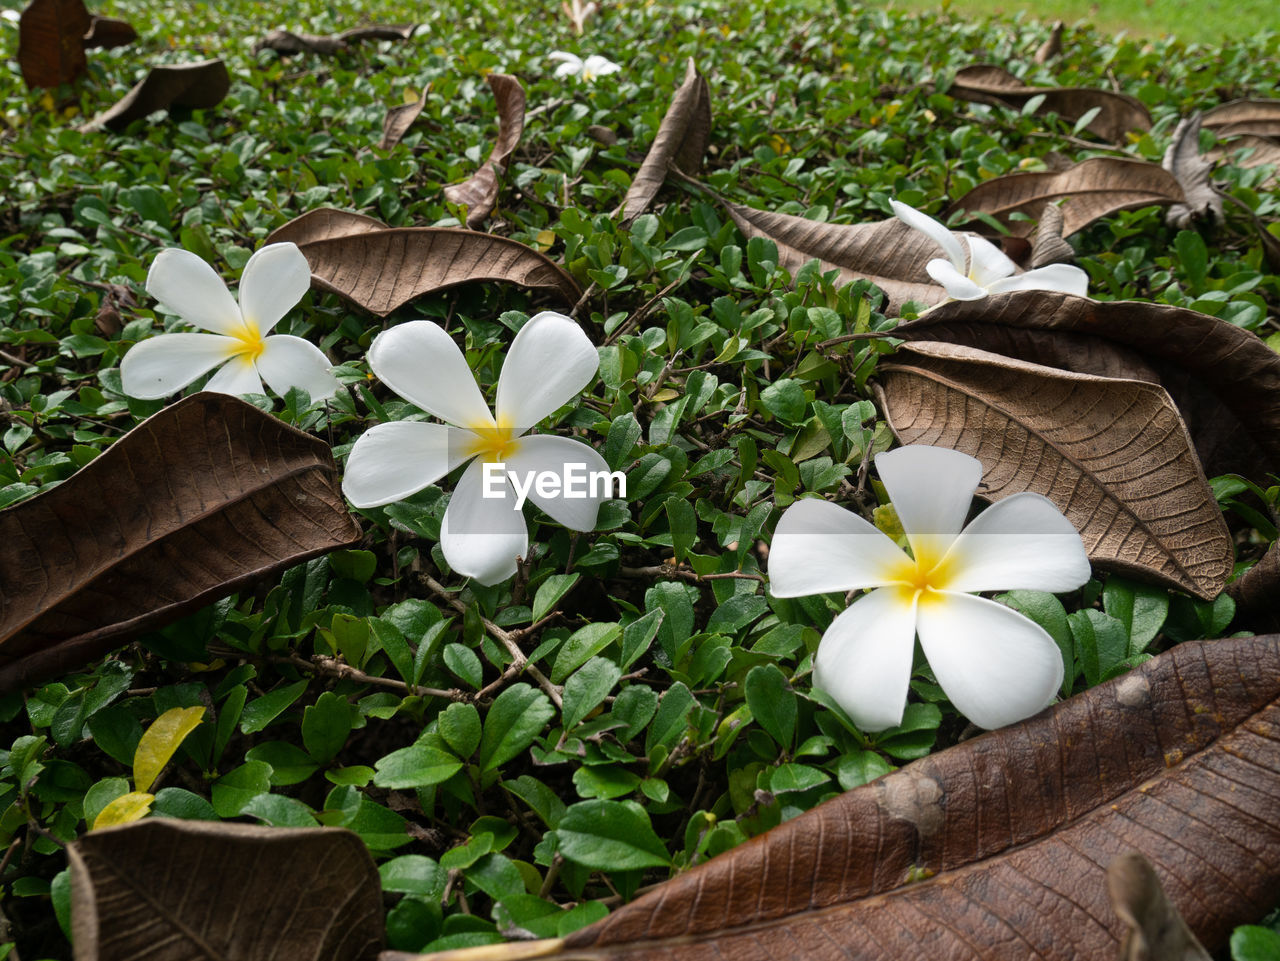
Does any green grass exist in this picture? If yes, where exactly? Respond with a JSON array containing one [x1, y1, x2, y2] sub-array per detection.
[[882, 0, 1280, 41]]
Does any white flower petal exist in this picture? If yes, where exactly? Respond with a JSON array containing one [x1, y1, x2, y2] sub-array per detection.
[[985, 263, 1090, 298], [891, 201, 966, 272], [203, 355, 264, 396], [120, 333, 239, 399], [256, 334, 339, 400], [943, 492, 1091, 593], [548, 51, 581, 63], [965, 235, 1017, 287], [875, 446, 982, 562], [495, 312, 598, 431], [440, 458, 530, 586], [583, 55, 620, 75], [549, 52, 583, 77], [145, 249, 243, 336], [367, 321, 494, 429], [925, 259, 987, 300], [813, 587, 919, 732], [342, 422, 470, 508], [768, 497, 909, 597], [237, 243, 312, 336], [502, 434, 612, 531], [916, 591, 1064, 729]]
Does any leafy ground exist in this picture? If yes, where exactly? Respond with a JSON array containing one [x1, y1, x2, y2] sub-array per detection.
[[1, 0, 1279, 958], [887, 0, 1280, 41]]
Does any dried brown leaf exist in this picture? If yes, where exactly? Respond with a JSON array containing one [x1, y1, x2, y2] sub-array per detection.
[[265, 208, 580, 316], [443, 73, 527, 228], [1029, 203, 1074, 267], [401, 636, 1280, 961], [950, 63, 1152, 142], [878, 341, 1232, 598], [1202, 98, 1280, 138], [893, 290, 1280, 487], [947, 157, 1186, 238], [379, 85, 430, 151], [1033, 21, 1064, 65], [1226, 541, 1280, 633], [81, 14, 136, 50], [1220, 190, 1280, 273], [1108, 852, 1211, 961], [254, 23, 416, 55], [619, 58, 711, 224], [1163, 114, 1223, 229], [71, 820, 382, 961], [0, 393, 360, 691], [79, 59, 230, 132], [718, 199, 948, 313], [17, 0, 90, 88]]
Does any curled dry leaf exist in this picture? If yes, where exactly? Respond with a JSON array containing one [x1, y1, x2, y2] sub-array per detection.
[[81, 14, 136, 50], [265, 208, 580, 316], [1033, 20, 1064, 65], [1108, 852, 1211, 961], [877, 341, 1232, 599], [892, 291, 1280, 483], [379, 85, 430, 151], [79, 58, 230, 132], [1226, 541, 1280, 633], [71, 820, 383, 961], [717, 198, 947, 313], [400, 636, 1280, 961], [253, 23, 417, 56], [949, 63, 1152, 143], [1028, 202, 1074, 267], [443, 73, 527, 228], [619, 58, 712, 224], [1201, 99, 1280, 138], [17, 0, 90, 88], [1163, 114, 1223, 229], [947, 156, 1186, 238], [0, 393, 361, 692]]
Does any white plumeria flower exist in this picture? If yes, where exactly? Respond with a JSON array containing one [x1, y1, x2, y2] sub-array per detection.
[[122, 243, 339, 401], [342, 313, 610, 586], [769, 445, 1090, 732], [548, 51, 621, 82], [890, 200, 1089, 302]]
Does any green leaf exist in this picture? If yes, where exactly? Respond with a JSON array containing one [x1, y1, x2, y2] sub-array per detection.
[[563, 657, 622, 730], [210, 761, 273, 818], [1102, 575, 1169, 654], [767, 763, 830, 794], [557, 800, 672, 871], [438, 702, 482, 759], [374, 744, 464, 789], [245, 741, 320, 786], [380, 855, 447, 899], [1232, 925, 1280, 961], [645, 682, 695, 756], [551, 623, 622, 683], [836, 751, 893, 790], [239, 680, 309, 734], [301, 691, 353, 764], [241, 793, 319, 828], [480, 684, 556, 773], [744, 664, 795, 746], [1069, 609, 1130, 687], [666, 498, 697, 564], [532, 574, 580, 623], [444, 643, 485, 689], [759, 378, 807, 422]]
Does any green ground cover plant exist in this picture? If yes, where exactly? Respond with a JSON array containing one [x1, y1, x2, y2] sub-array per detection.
[[0, 0, 1279, 957]]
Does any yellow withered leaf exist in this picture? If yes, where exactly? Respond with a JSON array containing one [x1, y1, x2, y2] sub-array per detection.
[[133, 706, 205, 793], [92, 792, 154, 830]]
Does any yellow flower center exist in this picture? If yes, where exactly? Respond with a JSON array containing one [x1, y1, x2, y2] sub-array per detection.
[[228, 324, 265, 363], [466, 421, 521, 463], [887, 541, 955, 605]]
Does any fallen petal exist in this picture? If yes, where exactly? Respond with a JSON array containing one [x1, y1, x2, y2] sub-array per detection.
[[768, 497, 908, 597], [237, 243, 313, 336], [367, 321, 494, 429], [256, 335, 339, 400], [503, 434, 612, 531], [342, 422, 467, 508], [145, 248, 242, 336], [875, 445, 982, 565], [943, 492, 1091, 593], [495, 312, 599, 431], [120, 333, 237, 399], [440, 458, 529, 585]]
